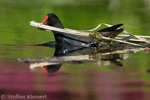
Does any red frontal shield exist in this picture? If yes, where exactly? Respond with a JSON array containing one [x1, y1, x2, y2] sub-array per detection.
[[41, 15, 48, 25]]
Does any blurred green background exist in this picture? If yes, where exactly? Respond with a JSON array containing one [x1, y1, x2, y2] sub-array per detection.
[[1, 0, 150, 45]]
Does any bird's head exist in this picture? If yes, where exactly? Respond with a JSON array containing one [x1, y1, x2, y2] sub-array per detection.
[[40, 13, 63, 28]]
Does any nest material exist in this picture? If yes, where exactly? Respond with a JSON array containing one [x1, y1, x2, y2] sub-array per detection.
[[30, 21, 150, 47]]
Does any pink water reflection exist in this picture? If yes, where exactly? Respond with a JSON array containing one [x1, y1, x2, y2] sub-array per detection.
[[0, 59, 150, 100]]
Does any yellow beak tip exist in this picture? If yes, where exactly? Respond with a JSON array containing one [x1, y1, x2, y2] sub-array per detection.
[[40, 23, 43, 25], [40, 65, 43, 68]]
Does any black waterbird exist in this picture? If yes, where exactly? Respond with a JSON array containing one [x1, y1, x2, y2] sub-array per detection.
[[39, 13, 124, 47]]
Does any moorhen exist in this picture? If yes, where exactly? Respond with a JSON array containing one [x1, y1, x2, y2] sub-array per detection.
[[39, 13, 124, 47]]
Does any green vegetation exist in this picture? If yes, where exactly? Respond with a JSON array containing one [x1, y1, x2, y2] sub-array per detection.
[[0, 0, 150, 45]]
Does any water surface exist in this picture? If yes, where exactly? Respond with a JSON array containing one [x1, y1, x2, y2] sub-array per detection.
[[1, 0, 150, 100]]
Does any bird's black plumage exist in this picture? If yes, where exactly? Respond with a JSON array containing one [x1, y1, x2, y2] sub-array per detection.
[[40, 13, 124, 46]]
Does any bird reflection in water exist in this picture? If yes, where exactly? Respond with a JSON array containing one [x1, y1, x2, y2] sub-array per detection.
[[22, 13, 147, 73], [18, 42, 145, 73]]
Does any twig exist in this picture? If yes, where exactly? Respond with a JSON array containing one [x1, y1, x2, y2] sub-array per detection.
[[101, 48, 145, 55], [100, 36, 141, 46], [30, 21, 142, 46], [30, 21, 89, 36], [81, 23, 113, 32], [26, 47, 144, 69], [29, 55, 91, 69], [82, 23, 150, 43], [116, 38, 145, 43], [118, 34, 150, 38]]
